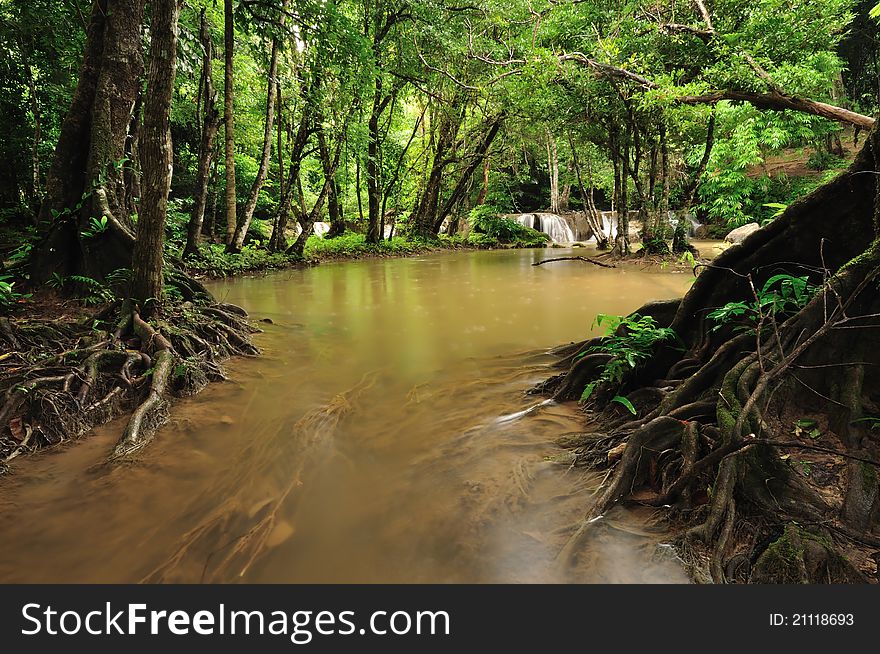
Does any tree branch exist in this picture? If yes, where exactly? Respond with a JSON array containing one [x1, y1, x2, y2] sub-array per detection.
[[533, 255, 616, 268]]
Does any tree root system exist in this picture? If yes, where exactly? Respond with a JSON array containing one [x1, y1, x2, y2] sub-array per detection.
[[0, 291, 260, 471], [535, 133, 880, 582]]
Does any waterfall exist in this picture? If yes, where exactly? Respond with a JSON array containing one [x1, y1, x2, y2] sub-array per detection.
[[668, 211, 701, 236], [515, 213, 575, 243], [600, 211, 617, 239]]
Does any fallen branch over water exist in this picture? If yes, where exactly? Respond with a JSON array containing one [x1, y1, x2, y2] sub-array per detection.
[[532, 256, 616, 269]]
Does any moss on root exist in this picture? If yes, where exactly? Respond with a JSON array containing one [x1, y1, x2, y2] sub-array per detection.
[[750, 524, 866, 583]]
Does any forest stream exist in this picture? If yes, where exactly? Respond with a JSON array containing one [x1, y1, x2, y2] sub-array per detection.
[[0, 246, 718, 583]]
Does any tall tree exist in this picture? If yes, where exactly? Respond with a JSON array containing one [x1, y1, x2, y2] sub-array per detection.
[[31, 0, 145, 283], [228, 0, 287, 253], [131, 0, 180, 310], [223, 0, 237, 246], [184, 8, 222, 260]]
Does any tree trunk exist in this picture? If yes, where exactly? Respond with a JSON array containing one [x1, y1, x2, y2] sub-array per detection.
[[412, 104, 462, 238], [476, 157, 490, 206], [22, 43, 41, 208], [228, 0, 286, 252], [660, 123, 670, 233], [673, 108, 716, 253], [568, 134, 607, 248], [204, 156, 220, 242], [677, 90, 875, 129], [366, 77, 390, 244], [319, 133, 344, 239], [286, 125, 342, 257], [269, 81, 314, 252], [616, 127, 630, 255], [184, 9, 221, 260], [432, 115, 502, 233], [547, 129, 559, 214], [131, 0, 179, 312], [223, 0, 236, 246], [123, 86, 143, 219], [31, 0, 145, 284]]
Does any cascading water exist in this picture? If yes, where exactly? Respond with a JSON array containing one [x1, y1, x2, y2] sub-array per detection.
[[515, 213, 576, 244], [667, 211, 701, 236]]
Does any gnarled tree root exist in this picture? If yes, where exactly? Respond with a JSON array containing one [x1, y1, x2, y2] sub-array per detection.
[[543, 134, 880, 582], [0, 290, 260, 471]]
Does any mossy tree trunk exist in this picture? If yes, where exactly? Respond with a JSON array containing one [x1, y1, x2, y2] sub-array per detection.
[[222, 0, 237, 246]]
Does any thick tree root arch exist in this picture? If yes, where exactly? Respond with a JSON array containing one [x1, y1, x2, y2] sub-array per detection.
[[0, 283, 259, 470], [540, 132, 880, 583]]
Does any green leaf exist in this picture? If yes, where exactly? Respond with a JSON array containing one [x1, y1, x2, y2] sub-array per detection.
[[611, 395, 637, 415], [579, 382, 597, 402]]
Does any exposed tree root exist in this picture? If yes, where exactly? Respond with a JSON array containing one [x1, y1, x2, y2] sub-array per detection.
[[0, 283, 260, 471], [538, 133, 880, 583]]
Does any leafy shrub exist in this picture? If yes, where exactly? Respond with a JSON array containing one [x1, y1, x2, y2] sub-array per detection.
[[708, 273, 817, 332], [304, 232, 423, 259], [578, 313, 680, 404], [469, 205, 548, 247], [165, 198, 190, 250], [187, 243, 293, 277], [466, 232, 499, 248]]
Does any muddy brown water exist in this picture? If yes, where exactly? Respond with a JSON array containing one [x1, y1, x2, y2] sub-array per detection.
[[0, 246, 713, 583]]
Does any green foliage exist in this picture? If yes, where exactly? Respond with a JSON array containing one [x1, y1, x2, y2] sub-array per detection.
[[186, 243, 293, 277], [6, 241, 33, 263], [851, 416, 880, 430], [0, 275, 30, 310], [577, 313, 679, 403], [708, 273, 818, 332], [305, 232, 424, 259], [469, 205, 549, 246], [466, 232, 499, 248], [610, 395, 637, 415], [105, 268, 133, 296], [762, 202, 788, 224], [67, 275, 115, 306], [81, 215, 108, 239], [164, 199, 190, 251], [698, 105, 846, 227], [793, 418, 821, 440]]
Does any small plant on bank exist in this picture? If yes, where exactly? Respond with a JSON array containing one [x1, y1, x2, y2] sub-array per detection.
[[469, 205, 549, 247], [707, 273, 817, 333], [0, 274, 30, 310], [67, 275, 115, 306], [578, 313, 680, 409]]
